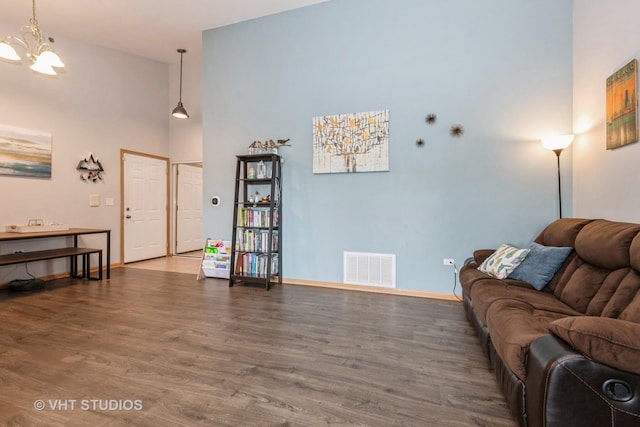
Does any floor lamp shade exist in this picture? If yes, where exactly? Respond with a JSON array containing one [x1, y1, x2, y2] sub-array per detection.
[[542, 134, 574, 151], [541, 135, 574, 218]]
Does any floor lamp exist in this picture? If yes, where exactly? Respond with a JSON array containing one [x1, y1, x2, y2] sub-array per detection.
[[541, 135, 574, 218]]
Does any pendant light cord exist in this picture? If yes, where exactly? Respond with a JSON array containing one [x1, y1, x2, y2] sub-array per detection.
[[178, 50, 184, 102]]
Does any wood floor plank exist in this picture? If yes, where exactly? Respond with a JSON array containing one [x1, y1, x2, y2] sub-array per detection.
[[0, 268, 516, 426]]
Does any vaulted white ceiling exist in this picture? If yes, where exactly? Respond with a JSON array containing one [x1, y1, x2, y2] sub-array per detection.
[[0, 0, 329, 63]]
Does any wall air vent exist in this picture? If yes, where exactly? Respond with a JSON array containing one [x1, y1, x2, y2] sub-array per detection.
[[343, 251, 396, 288]]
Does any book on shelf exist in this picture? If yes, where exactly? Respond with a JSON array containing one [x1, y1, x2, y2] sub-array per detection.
[[235, 229, 278, 252], [234, 252, 279, 278], [237, 207, 279, 228]]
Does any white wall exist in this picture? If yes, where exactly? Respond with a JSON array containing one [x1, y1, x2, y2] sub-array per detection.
[[573, 0, 640, 222], [0, 24, 170, 282]]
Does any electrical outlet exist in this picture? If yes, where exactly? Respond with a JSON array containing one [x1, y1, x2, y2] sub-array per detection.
[[443, 258, 455, 266], [12, 249, 24, 254]]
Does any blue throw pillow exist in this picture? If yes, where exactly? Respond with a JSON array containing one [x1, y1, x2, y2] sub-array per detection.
[[508, 242, 573, 290]]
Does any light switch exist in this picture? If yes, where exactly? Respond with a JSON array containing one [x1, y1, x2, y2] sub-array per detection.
[[89, 194, 100, 207], [105, 197, 114, 206]]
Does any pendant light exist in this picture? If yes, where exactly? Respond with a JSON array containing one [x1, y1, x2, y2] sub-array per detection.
[[171, 48, 189, 119], [0, 0, 65, 76]]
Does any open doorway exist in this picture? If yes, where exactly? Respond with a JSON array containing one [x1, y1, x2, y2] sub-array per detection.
[[171, 162, 203, 258]]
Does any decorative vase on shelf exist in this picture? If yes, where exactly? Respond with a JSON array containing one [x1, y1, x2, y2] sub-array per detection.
[[257, 161, 266, 179]]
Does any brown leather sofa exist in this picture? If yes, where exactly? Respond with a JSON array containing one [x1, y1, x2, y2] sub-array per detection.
[[460, 218, 640, 427]]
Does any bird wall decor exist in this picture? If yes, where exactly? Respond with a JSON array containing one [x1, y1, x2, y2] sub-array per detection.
[[76, 153, 104, 182]]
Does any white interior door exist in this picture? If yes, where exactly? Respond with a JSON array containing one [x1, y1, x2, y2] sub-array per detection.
[[176, 163, 203, 253], [123, 153, 168, 263]]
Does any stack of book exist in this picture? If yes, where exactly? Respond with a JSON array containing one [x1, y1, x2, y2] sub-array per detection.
[[234, 253, 279, 278], [235, 229, 278, 252], [237, 207, 279, 228]]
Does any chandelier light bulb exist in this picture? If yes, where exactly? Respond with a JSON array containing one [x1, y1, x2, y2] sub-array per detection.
[[38, 50, 64, 68], [30, 55, 56, 75], [0, 42, 20, 61]]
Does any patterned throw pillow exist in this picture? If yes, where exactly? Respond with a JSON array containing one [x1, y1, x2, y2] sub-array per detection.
[[477, 243, 530, 279]]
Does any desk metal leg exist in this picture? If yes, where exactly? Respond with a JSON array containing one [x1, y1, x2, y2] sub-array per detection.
[[73, 235, 79, 277], [71, 255, 77, 277], [106, 230, 110, 279], [70, 255, 83, 279], [97, 251, 103, 280], [86, 253, 90, 279]]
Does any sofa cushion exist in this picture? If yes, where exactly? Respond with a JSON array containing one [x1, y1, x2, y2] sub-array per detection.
[[534, 218, 593, 247], [574, 220, 640, 270], [460, 263, 492, 296], [486, 299, 567, 380], [549, 316, 640, 376], [630, 233, 640, 272], [469, 280, 528, 325], [544, 251, 581, 297], [508, 243, 573, 290], [477, 244, 529, 279], [620, 289, 640, 323], [558, 263, 624, 314], [587, 268, 638, 317], [470, 281, 579, 326]]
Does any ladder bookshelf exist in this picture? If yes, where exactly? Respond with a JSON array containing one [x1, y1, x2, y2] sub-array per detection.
[[229, 154, 282, 290]]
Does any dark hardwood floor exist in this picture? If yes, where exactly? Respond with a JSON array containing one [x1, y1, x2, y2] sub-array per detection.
[[0, 268, 516, 426]]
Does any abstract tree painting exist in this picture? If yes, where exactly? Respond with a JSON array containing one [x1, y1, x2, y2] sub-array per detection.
[[313, 110, 389, 174]]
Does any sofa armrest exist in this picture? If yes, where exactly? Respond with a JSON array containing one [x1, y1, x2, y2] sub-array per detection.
[[473, 249, 496, 265], [526, 334, 640, 427], [549, 316, 640, 375]]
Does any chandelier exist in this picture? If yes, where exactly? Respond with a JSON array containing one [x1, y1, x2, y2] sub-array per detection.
[[0, 0, 64, 76]]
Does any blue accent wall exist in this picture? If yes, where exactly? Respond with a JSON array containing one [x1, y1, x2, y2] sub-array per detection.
[[202, 0, 573, 293]]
